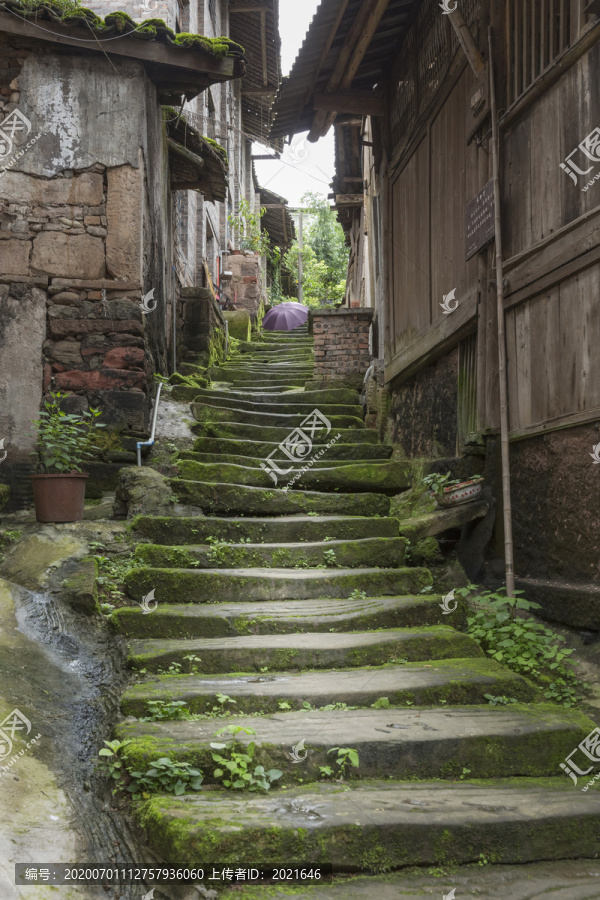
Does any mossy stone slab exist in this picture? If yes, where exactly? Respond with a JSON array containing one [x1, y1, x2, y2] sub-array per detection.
[[168, 479, 391, 516], [190, 421, 379, 444], [191, 438, 392, 460], [110, 594, 467, 640], [124, 564, 432, 605], [134, 780, 600, 868], [190, 403, 364, 429], [130, 514, 400, 545]]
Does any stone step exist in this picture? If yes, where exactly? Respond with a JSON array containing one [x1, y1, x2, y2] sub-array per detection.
[[190, 387, 361, 405], [212, 383, 313, 392], [124, 565, 431, 605], [110, 594, 465, 639], [126, 627, 478, 673], [399, 499, 490, 543], [175, 460, 410, 496], [133, 536, 408, 570], [190, 403, 364, 429], [170, 389, 363, 418], [131, 514, 401, 545], [118, 704, 588, 783], [121, 655, 536, 716], [190, 421, 379, 444], [128, 780, 600, 869], [238, 341, 312, 352], [191, 438, 392, 460], [178, 451, 386, 469], [169, 479, 392, 516], [208, 369, 312, 384]]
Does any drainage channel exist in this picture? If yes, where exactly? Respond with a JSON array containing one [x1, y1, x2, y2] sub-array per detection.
[[1, 580, 154, 900]]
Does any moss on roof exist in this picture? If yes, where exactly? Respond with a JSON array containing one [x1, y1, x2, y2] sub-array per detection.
[[3, 0, 245, 58], [162, 106, 228, 165]]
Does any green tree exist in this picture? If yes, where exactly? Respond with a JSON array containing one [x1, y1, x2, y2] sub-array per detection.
[[284, 192, 348, 306]]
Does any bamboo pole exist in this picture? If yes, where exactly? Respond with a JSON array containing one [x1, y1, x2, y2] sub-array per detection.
[[488, 27, 516, 599]]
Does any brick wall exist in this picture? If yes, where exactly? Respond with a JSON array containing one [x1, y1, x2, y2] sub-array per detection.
[[311, 309, 373, 379]]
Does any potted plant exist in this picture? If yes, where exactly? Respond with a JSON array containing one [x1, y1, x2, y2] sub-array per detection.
[[30, 391, 104, 523], [422, 471, 484, 508]]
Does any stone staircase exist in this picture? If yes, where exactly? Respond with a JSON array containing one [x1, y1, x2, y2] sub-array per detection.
[[112, 324, 600, 887]]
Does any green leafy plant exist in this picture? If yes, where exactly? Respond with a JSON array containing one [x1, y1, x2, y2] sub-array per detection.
[[422, 471, 461, 497], [327, 747, 359, 779], [349, 589, 367, 601], [467, 588, 589, 706], [323, 549, 337, 566], [318, 765, 334, 778], [97, 739, 132, 790], [228, 198, 269, 255], [371, 697, 391, 709], [210, 724, 282, 792], [206, 536, 230, 564], [31, 391, 105, 473], [484, 694, 518, 706], [459, 766, 471, 780], [140, 700, 192, 722], [183, 654, 202, 674], [127, 757, 204, 800]]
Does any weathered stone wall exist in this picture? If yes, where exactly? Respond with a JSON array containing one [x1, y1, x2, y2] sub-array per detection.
[[384, 352, 459, 459], [221, 252, 266, 315], [311, 309, 372, 380], [0, 38, 171, 503], [511, 424, 600, 587]]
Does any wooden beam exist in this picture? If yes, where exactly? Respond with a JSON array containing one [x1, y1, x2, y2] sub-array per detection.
[[242, 86, 277, 94], [343, 176, 364, 183], [308, 0, 391, 142], [230, 1, 271, 10], [335, 193, 364, 206], [314, 90, 385, 116], [296, 0, 352, 119], [260, 9, 268, 87], [0, 12, 236, 79], [445, 4, 485, 76]]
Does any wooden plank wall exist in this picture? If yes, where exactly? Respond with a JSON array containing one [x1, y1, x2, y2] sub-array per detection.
[[502, 39, 600, 434], [387, 69, 485, 363]]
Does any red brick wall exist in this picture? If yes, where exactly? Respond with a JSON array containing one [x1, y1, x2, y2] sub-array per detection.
[[312, 309, 373, 379]]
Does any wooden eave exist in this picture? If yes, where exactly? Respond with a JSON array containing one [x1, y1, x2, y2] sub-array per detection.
[[270, 0, 415, 141], [229, 0, 282, 149], [258, 184, 295, 251], [0, 11, 245, 101], [166, 120, 228, 203]]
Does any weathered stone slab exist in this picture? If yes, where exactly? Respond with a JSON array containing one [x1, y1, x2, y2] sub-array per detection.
[[31, 232, 105, 279]]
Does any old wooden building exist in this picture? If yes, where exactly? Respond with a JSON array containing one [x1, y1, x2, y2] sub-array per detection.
[[272, 0, 600, 629]]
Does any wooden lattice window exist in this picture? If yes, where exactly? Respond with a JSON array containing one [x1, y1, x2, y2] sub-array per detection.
[[507, 0, 589, 104]]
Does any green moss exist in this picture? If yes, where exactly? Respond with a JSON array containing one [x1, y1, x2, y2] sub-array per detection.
[[173, 33, 244, 58]]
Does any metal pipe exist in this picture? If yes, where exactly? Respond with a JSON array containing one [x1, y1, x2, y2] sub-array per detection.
[[136, 382, 163, 466], [172, 265, 177, 375], [224, 320, 229, 359], [488, 26, 515, 599]]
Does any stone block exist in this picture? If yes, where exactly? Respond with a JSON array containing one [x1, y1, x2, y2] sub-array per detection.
[[31, 232, 105, 279], [0, 238, 30, 275], [50, 341, 84, 366], [54, 368, 146, 391], [103, 346, 144, 369], [106, 165, 142, 281]]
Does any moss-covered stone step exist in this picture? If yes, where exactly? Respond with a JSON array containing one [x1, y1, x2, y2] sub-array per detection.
[[190, 421, 379, 445], [111, 594, 467, 640], [208, 368, 312, 385], [169, 480, 391, 516], [133, 779, 600, 868], [127, 626, 461, 674], [178, 451, 387, 469], [174, 460, 410, 496], [191, 438, 392, 460], [398, 499, 490, 542], [121, 655, 537, 717], [171, 390, 363, 420], [190, 403, 364, 430], [133, 536, 408, 570], [190, 387, 361, 406], [124, 565, 431, 605], [131, 514, 401, 545], [120, 703, 590, 784]]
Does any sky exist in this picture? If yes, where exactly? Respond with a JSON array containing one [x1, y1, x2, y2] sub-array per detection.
[[253, 1, 335, 208]]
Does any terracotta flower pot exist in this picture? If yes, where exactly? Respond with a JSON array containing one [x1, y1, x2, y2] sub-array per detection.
[[433, 478, 483, 509], [31, 473, 88, 523]]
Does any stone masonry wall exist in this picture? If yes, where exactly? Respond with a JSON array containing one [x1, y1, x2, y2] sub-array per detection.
[[220, 251, 266, 316], [311, 309, 373, 379]]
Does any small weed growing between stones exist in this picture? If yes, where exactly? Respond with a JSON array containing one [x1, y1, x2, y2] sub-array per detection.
[[484, 694, 518, 706], [210, 724, 282, 792], [466, 587, 589, 706], [323, 549, 337, 566], [349, 589, 368, 601], [140, 700, 192, 722], [371, 697, 391, 709], [326, 747, 359, 779], [127, 758, 204, 800], [206, 537, 230, 564]]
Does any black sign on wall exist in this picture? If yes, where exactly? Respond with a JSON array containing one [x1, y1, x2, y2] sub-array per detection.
[[466, 179, 495, 260]]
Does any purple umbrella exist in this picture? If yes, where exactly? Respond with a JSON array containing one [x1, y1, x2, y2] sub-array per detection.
[[263, 303, 309, 331]]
